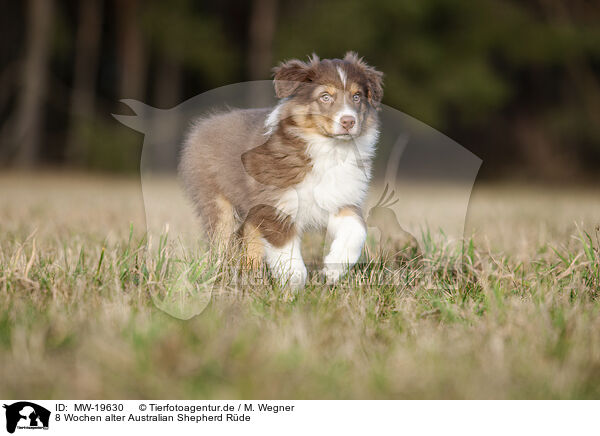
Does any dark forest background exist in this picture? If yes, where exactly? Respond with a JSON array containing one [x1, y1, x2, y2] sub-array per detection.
[[1, 0, 599, 180]]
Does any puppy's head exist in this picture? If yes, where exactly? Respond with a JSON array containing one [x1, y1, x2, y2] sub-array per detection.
[[271, 52, 383, 140]]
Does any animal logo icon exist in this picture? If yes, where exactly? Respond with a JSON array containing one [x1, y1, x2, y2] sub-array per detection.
[[366, 183, 400, 244], [3, 402, 50, 434], [364, 134, 420, 259], [114, 80, 481, 314]]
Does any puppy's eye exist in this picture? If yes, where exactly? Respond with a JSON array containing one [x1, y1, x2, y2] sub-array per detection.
[[320, 93, 332, 103], [353, 93, 361, 103]]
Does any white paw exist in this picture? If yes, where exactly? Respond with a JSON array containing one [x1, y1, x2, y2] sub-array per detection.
[[323, 213, 366, 285], [263, 237, 307, 290], [322, 264, 345, 284]]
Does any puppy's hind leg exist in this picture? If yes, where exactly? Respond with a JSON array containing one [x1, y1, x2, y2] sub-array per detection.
[[200, 194, 238, 259], [240, 221, 265, 269]]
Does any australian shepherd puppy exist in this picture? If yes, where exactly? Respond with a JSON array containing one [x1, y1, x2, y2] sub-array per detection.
[[180, 52, 383, 288]]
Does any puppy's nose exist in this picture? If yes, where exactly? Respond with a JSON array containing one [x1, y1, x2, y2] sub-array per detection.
[[340, 115, 356, 131]]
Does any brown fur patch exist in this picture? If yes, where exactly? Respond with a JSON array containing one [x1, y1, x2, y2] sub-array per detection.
[[273, 52, 383, 109], [337, 205, 365, 226], [244, 204, 296, 248], [241, 130, 312, 189]]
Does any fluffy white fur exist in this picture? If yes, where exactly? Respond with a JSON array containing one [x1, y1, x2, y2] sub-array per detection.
[[263, 235, 307, 289], [323, 212, 367, 283], [333, 104, 359, 135], [336, 66, 347, 88], [274, 127, 377, 231]]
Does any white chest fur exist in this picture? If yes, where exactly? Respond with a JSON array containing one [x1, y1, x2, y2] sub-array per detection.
[[275, 129, 377, 232]]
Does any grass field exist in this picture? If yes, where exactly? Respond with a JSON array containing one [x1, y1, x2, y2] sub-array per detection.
[[1, 171, 600, 399]]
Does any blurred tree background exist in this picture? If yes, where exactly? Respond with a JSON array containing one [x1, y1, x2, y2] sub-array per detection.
[[0, 0, 599, 179]]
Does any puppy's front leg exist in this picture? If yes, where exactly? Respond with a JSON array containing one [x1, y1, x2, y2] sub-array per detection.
[[245, 205, 306, 289], [323, 207, 366, 283], [264, 234, 307, 289]]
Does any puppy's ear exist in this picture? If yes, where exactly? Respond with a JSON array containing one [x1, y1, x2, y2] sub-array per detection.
[[272, 57, 315, 98], [344, 51, 384, 108]]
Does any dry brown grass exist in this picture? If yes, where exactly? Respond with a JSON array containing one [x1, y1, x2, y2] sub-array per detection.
[[1, 171, 599, 398]]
